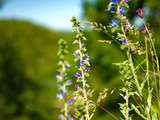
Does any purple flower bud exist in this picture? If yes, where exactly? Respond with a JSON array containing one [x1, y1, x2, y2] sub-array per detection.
[[120, 6, 125, 16], [56, 74, 63, 80], [121, 39, 127, 45], [77, 63, 80, 69], [68, 114, 74, 120], [67, 99, 74, 106], [56, 92, 65, 100], [110, 6, 116, 12], [86, 55, 90, 61], [121, 0, 128, 2], [136, 8, 144, 18], [58, 114, 65, 119], [125, 25, 130, 31], [76, 84, 80, 89], [69, 117, 74, 120], [85, 67, 90, 72], [75, 73, 81, 79], [139, 25, 146, 34], [81, 60, 85, 65], [65, 64, 70, 69], [66, 79, 72, 85]]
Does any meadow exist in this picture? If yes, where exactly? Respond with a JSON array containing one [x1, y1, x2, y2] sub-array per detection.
[[0, 0, 160, 120]]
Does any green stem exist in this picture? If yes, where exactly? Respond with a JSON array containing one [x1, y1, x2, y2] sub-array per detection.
[[120, 19, 141, 95], [145, 37, 152, 120], [142, 19, 160, 118], [145, 37, 150, 91], [64, 103, 68, 120], [78, 39, 90, 120], [99, 106, 119, 120], [125, 86, 129, 120], [142, 19, 160, 96]]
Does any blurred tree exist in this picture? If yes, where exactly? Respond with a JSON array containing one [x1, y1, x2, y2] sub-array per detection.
[[82, 0, 110, 25], [0, 41, 41, 120], [0, 20, 68, 120], [82, 0, 160, 31]]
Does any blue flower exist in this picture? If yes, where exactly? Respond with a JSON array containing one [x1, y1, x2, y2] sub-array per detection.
[[67, 99, 74, 106], [76, 84, 80, 89], [85, 68, 90, 72], [120, 6, 125, 16], [68, 114, 74, 120], [111, 0, 117, 4], [81, 60, 85, 65], [69, 116, 74, 120], [78, 60, 85, 68], [56, 74, 63, 80], [58, 114, 65, 119], [110, 6, 116, 12], [65, 64, 70, 69], [77, 63, 80, 68], [75, 73, 81, 79], [86, 55, 90, 61], [56, 92, 65, 100], [66, 79, 72, 85], [121, 39, 127, 45], [111, 19, 118, 27]]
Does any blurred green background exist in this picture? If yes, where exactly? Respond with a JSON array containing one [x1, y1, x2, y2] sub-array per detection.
[[0, 0, 160, 120]]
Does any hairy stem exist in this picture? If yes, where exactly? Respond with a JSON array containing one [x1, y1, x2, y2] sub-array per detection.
[[78, 39, 90, 120], [145, 36, 152, 120], [120, 19, 141, 95]]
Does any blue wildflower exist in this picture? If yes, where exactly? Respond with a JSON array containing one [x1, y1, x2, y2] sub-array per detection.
[[121, 39, 127, 45], [111, 0, 117, 4], [78, 60, 85, 68], [68, 114, 74, 120], [56, 74, 63, 80], [85, 68, 90, 72], [111, 19, 118, 27], [110, 6, 116, 12], [86, 55, 90, 61], [77, 63, 80, 68], [65, 64, 70, 69], [66, 79, 72, 85], [58, 114, 65, 119], [56, 92, 65, 100], [120, 6, 125, 16], [76, 84, 80, 89], [75, 73, 81, 79], [81, 60, 85, 65], [69, 116, 74, 120], [67, 99, 74, 106]]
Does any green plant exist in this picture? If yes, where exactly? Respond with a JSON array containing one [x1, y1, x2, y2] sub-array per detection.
[[56, 0, 160, 119]]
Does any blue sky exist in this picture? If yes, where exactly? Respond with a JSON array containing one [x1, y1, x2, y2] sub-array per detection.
[[0, 0, 82, 30]]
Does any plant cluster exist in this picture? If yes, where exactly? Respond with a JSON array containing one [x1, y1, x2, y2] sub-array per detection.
[[56, 0, 160, 119]]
